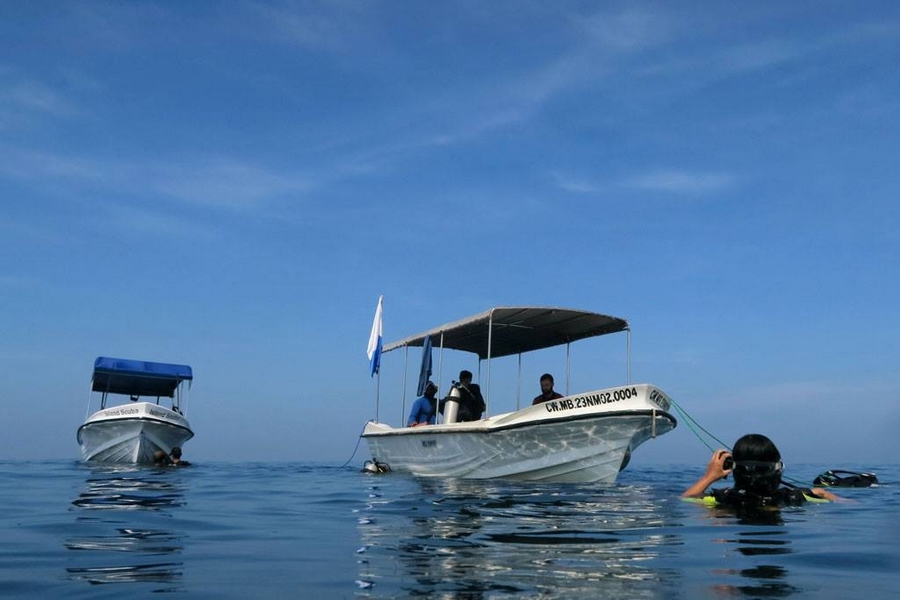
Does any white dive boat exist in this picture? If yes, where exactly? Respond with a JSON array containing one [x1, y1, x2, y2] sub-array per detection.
[[77, 357, 194, 464], [362, 307, 676, 483]]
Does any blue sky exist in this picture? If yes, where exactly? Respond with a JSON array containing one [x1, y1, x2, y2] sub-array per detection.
[[1, 2, 897, 467]]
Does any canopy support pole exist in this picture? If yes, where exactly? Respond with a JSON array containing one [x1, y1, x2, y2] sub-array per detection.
[[486, 310, 495, 416], [516, 352, 522, 410], [401, 345, 409, 427], [85, 380, 93, 421], [437, 332, 445, 423], [626, 328, 632, 384], [565, 341, 571, 396]]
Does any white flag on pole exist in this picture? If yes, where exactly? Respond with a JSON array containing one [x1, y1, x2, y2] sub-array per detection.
[[366, 295, 383, 377]]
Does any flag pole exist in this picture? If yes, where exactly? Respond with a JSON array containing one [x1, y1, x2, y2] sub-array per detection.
[[367, 295, 384, 421]]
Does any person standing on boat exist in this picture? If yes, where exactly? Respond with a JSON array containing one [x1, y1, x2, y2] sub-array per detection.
[[408, 381, 439, 426], [532, 373, 564, 405], [455, 370, 485, 421], [682, 433, 838, 506]]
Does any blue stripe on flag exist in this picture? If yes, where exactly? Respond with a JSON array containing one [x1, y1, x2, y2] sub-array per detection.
[[366, 296, 383, 377]]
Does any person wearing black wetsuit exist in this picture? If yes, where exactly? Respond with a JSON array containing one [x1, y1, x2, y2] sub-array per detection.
[[454, 370, 485, 422], [682, 434, 838, 506]]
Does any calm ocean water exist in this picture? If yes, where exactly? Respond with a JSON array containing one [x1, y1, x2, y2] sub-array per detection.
[[1, 460, 897, 598]]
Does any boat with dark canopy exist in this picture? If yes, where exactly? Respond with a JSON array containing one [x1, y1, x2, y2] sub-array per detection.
[[362, 306, 677, 483]]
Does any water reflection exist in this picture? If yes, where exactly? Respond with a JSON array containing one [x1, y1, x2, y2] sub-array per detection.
[[66, 465, 185, 590], [355, 476, 683, 597], [712, 565, 799, 598], [707, 508, 801, 597]]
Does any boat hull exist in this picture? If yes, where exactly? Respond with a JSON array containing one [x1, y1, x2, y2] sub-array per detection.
[[77, 402, 193, 464], [362, 383, 676, 483]]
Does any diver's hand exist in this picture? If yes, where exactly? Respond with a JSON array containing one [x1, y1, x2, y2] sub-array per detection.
[[681, 449, 733, 498], [707, 449, 733, 480], [810, 487, 841, 501]]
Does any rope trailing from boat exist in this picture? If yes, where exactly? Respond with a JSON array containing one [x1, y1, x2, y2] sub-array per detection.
[[670, 399, 807, 486], [340, 422, 370, 468], [670, 399, 730, 453]]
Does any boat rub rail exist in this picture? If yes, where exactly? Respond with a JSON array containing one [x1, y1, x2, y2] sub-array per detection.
[[365, 408, 677, 436]]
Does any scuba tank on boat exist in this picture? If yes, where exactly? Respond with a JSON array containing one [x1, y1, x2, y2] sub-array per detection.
[[441, 384, 462, 424]]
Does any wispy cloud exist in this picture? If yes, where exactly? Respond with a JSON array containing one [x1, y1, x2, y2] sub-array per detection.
[[0, 275, 38, 289], [0, 77, 80, 130], [0, 146, 107, 183], [238, 5, 674, 162], [549, 171, 604, 195], [578, 6, 675, 52], [64, 1, 172, 50], [621, 169, 735, 195], [718, 39, 801, 74], [364, 9, 900, 163], [550, 168, 735, 196], [102, 203, 214, 238], [0, 145, 312, 212], [237, 1, 378, 55], [0, 143, 326, 239], [6, 81, 79, 118], [436, 7, 676, 142], [428, 108, 532, 147], [0, 214, 68, 244], [153, 160, 314, 211]]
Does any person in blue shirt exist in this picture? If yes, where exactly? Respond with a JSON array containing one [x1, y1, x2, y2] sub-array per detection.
[[408, 381, 439, 427]]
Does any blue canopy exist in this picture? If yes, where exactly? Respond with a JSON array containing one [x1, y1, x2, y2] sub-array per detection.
[[92, 356, 193, 398]]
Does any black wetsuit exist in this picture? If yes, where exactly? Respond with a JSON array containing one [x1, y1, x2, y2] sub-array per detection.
[[712, 486, 811, 508], [442, 383, 486, 421]]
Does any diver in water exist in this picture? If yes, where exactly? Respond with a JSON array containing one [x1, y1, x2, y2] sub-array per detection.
[[682, 433, 839, 506], [169, 446, 191, 466]]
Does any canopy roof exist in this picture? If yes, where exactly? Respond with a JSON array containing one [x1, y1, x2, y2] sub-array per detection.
[[92, 356, 193, 397], [383, 307, 628, 360]]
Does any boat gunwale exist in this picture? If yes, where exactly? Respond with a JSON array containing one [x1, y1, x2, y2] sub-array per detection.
[[362, 408, 676, 438], [77, 416, 194, 437]]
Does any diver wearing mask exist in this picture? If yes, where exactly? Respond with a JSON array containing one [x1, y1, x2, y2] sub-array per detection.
[[682, 434, 839, 507]]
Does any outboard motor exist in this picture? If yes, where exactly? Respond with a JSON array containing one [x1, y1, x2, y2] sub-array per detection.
[[443, 385, 461, 424]]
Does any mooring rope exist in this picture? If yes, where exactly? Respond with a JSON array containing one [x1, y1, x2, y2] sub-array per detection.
[[340, 423, 369, 468], [670, 399, 807, 486], [670, 398, 730, 453]]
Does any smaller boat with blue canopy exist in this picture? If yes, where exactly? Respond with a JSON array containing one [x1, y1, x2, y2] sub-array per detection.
[[77, 357, 195, 464]]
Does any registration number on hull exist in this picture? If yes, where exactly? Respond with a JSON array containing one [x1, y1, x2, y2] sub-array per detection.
[[543, 387, 639, 413]]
